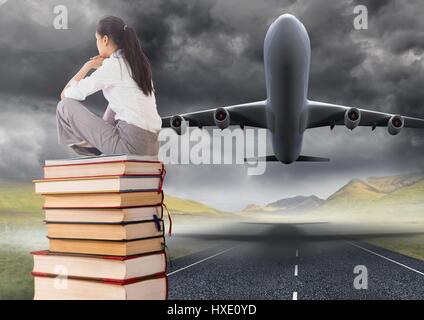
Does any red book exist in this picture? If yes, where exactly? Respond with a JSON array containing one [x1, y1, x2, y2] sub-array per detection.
[[32, 271, 168, 300], [31, 250, 167, 280]]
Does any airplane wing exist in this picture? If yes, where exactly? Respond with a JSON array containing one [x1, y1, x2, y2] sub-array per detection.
[[161, 100, 268, 132], [305, 100, 424, 133]]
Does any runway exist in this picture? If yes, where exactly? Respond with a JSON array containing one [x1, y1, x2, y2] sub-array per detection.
[[167, 222, 424, 300]]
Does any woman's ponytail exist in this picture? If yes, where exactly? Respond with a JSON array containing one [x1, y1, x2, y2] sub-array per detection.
[[122, 26, 154, 96], [97, 16, 154, 96]]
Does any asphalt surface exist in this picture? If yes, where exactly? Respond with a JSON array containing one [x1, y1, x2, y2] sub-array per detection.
[[167, 222, 424, 300]]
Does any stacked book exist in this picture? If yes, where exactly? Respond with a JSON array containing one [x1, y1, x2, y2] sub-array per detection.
[[31, 154, 169, 300]]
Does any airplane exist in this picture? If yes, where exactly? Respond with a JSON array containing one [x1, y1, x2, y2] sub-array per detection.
[[161, 14, 424, 164]]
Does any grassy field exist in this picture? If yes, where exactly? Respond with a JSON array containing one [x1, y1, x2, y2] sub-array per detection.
[[0, 183, 44, 299], [0, 211, 46, 300], [367, 235, 424, 261], [0, 183, 43, 213]]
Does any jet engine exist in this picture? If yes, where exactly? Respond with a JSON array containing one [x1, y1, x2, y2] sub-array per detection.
[[344, 108, 361, 130], [388, 115, 404, 135], [214, 108, 230, 129], [170, 115, 187, 135]]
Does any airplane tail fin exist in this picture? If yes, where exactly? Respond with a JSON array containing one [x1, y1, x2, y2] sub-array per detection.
[[244, 155, 330, 162]]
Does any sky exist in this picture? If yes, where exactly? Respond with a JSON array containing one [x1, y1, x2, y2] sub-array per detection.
[[0, 0, 423, 210]]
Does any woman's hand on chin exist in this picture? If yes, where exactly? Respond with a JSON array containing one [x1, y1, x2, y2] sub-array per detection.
[[84, 55, 105, 70], [60, 55, 106, 98]]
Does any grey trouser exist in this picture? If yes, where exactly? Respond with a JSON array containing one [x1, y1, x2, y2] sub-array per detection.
[[56, 98, 160, 156]]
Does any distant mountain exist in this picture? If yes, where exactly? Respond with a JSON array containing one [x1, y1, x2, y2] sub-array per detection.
[[241, 203, 283, 213], [267, 195, 324, 212], [316, 173, 424, 215], [323, 179, 385, 209], [242, 195, 324, 213], [242, 204, 268, 212], [366, 173, 424, 193], [372, 179, 424, 209], [167, 174, 424, 216]]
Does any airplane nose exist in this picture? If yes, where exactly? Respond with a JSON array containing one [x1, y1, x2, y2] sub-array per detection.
[[265, 13, 309, 59], [266, 13, 307, 44], [278, 14, 299, 22], [273, 14, 302, 29]]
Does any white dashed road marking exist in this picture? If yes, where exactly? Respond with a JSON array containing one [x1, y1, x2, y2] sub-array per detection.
[[293, 249, 300, 300]]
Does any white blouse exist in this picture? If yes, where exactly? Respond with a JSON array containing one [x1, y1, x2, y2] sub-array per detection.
[[63, 50, 162, 134]]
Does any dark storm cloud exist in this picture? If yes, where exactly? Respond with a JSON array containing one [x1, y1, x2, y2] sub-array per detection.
[[0, 0, 423, 209], [358, 0, 393, 15]]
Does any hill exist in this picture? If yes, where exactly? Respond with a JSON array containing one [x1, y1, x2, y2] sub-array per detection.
[[242, 203, 279, 213], [267, 195, 324, 212], [242, 195, 324, 213], [164, 194, 226, 216], [315, 174, 424, 215], [366, 173, 424, 193]]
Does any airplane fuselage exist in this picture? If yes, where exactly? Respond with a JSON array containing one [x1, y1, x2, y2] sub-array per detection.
[[264, 14, 311, 164]]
